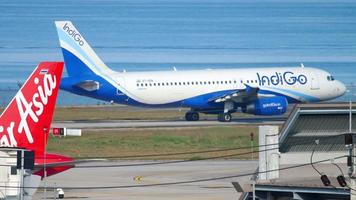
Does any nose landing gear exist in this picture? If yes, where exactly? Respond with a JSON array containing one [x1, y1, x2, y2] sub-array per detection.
[[217, 100, 233, 122]]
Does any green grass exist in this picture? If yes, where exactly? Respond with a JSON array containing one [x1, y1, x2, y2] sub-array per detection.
[[47, 126, 259, 159], [0, 105, 260, 159]]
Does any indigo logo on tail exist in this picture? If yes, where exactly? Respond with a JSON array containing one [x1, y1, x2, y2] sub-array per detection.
[[257, 71, 307, 86], [63, 23, 84, 46]]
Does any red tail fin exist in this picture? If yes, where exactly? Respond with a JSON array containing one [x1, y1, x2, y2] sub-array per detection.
[[0, 62, 63, 157]]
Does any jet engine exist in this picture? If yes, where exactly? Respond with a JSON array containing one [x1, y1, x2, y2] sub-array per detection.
[[242, 96, 288, 115]]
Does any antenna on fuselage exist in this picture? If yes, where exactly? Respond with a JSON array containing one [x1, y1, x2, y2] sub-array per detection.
[[300, 63, 305, 68]]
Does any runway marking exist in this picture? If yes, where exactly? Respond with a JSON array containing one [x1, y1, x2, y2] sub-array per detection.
[[134, 176, 143, 182]]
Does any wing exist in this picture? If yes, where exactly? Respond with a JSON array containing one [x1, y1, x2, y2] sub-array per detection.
[[208, 84, 259, 104]]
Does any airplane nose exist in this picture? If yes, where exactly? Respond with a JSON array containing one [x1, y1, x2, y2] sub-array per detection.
[[337, 81, 347, 96]]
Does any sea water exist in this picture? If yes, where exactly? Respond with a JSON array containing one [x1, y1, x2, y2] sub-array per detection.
[[0, 0, 355, 106]]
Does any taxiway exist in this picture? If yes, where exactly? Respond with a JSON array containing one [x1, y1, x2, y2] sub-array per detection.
[[35, 160, 258, 200], [53, 116, 285, 130]]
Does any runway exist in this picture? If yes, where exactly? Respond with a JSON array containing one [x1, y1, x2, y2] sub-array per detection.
[[53, 116, 285, 130], [34, 160, 258, 200]]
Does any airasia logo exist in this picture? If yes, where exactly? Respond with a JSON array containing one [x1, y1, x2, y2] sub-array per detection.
[[0, 73, 57, 147]]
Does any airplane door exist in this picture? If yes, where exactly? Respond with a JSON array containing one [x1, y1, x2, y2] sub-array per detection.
[[310, 73, 320, 90]]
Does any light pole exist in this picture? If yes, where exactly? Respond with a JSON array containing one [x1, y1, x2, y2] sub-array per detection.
[[43, 127, 48, 200]]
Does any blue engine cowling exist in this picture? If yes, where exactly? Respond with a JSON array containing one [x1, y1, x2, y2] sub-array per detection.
[[242, 96, 288, 115]]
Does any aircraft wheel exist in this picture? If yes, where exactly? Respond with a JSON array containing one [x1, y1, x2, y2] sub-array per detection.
[[218, 113, 232, 122], [190, 112, 199, 121], [185, 112, 199, 121]]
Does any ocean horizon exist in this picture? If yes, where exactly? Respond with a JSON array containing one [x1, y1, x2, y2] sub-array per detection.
[[1, 0, 355, 105]]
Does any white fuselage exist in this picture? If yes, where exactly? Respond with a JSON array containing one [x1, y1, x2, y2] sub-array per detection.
[[110, 67, 345, 105]]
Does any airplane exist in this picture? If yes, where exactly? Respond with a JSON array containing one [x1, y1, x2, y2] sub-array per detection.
[[55, 21, 347, 122], [0, 62, 74, 198]]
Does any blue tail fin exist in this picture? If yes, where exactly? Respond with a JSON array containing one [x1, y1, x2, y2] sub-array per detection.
[[55, 21, 113, 77]]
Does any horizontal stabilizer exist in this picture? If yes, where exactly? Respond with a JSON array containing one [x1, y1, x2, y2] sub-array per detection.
[[75, 80, 100, 91], [35, 159, 104, 168], [34, 153, 74, 178]]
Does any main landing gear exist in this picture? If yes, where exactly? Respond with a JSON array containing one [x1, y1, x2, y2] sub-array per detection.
[[218, 100, 233, 122], [185, 111, 200, 121], [217, 113, 232, 122]]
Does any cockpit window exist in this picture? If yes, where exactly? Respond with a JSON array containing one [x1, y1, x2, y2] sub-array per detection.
[[327, 75, 335, 81]]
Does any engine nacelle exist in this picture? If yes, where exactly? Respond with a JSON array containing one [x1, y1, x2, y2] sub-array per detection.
[[242, 96, 288, 115]]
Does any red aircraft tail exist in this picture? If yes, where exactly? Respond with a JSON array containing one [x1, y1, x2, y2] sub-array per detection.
[[0, 62, 63, 157]]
